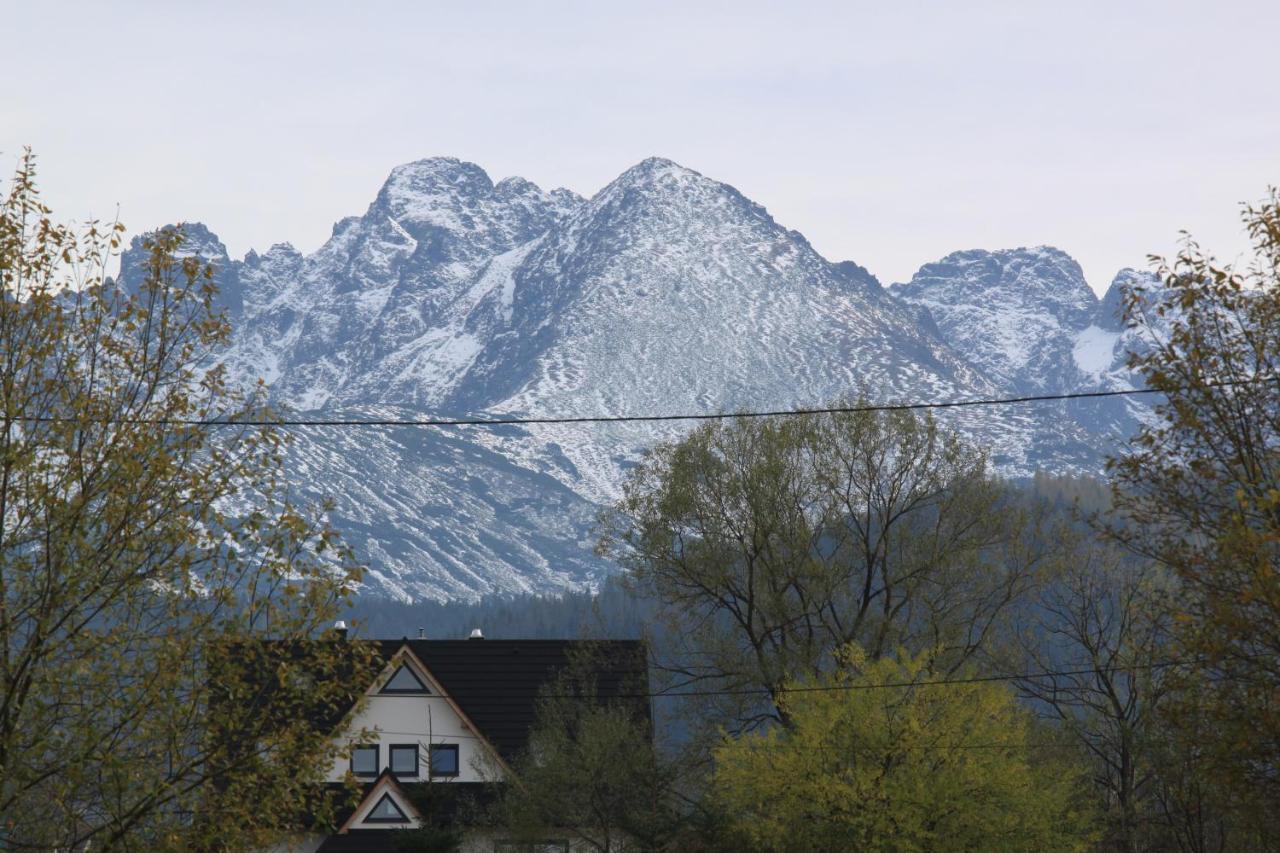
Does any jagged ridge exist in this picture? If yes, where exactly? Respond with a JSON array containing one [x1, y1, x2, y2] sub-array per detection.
[[119, 157, 1156, 601]]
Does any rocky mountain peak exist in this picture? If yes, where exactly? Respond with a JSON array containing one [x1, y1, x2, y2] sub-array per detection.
[[554, 157, 795, 282], [890, 246, 1106, 393], [370, 157, 494, 232], [1097, 268, 1157, 331], [895, 246, 1095, 317], [114, 156, 1154, 601], [589, 157, 729, 213], [118, 222, 241, 314], [122, 221, 227, 261]]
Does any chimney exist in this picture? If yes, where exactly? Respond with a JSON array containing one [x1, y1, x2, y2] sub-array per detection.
[[417, 627, 425, 639], [468, 627, 484, 640], [333, 620, 348, 640]]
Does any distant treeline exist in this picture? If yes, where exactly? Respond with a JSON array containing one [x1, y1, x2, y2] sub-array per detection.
[[343, 471, 1110, 642], [342, 574, 655, 640]]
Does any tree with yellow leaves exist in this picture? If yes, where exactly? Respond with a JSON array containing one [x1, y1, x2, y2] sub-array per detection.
[[1108, 189, 1280, 830], [0, 152, 373, 850], [711, 645, 1095, 852]]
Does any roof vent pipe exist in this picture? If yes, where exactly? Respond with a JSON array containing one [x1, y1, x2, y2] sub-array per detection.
[[417, 627, 425, 639], [469, 628, 484, 640]]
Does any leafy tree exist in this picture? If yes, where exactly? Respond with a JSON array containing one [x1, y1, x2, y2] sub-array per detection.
[[711, 644, 1096, 852], [1108, 188, 1280, 813], [1011, 534, 1175, 851], [488, 648, 682, 852], [600, 407, 1050, 734], [0, 152, 371, 849]]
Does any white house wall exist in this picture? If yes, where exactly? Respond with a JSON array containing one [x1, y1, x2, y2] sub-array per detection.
[[327, 690, 501, 783]]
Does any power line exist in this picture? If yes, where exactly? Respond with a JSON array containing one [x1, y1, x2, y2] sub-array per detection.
[[549, 658, 1186, 701], [15, 375, 1274, 429], [368, 728, 1082, 753], [342, 658, 1184, 702], [13, 385, 1175, 429]]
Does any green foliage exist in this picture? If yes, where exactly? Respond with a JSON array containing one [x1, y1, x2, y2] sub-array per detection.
[[1109, 187, 1280, 816], [1010, 532, 1177, 851], [490, 648, 681, 852], [387, 783, 472, 852], [600, 406, 1050, 734], [712, 645, 1096, 852], [0, 151, 372, 849]]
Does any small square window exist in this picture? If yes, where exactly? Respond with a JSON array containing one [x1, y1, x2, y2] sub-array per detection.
[[390, 743, 419, 777], [351, 744, 379, 777], [429, 743, 459, 777]]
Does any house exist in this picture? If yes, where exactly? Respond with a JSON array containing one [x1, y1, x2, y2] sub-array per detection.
[[263, 629, 649, 852]]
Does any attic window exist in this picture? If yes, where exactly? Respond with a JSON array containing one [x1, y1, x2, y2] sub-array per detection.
[[429, 743, 459, 777], [380, 663, 429, 695], [390, 743, 419, 777], [351, 744, 378, 777], [364, 792, 409, 824]]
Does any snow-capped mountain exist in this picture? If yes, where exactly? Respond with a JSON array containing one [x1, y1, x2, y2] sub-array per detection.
[[119, 157, 1156, 601], [890, 250, 1156, 453]]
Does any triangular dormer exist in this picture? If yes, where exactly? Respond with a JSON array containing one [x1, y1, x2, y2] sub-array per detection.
[[364, 792, 408, 823], [380, 662, 429, 695], [339, 770, 423, 832]]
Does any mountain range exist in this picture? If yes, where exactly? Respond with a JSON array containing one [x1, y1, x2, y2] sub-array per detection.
[[118, 156, 1156, 601]]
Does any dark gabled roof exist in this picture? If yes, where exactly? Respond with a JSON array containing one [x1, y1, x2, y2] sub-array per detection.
[[215, 638, 646, 845], [369, 639, 649, 761], [216, 637, 649, 759]]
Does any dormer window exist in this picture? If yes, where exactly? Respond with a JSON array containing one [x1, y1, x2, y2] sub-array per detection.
[[380, 663, 429, 695], [364, 792, 410, 824], [351, 744, 379, 777]]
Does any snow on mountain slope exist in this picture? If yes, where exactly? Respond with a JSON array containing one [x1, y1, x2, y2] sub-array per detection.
[[890, 247, 1098, 392], [453, 158, 985, 416], [427, 158, 1041, 502], [891, 250, 1160, 449], [216, 158, 582, 411], [121, 158, 1159, 600], [1072, 324, 1120, 377], [277, 415, 607, 602]]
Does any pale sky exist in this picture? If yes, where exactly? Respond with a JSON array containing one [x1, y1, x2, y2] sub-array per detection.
[[4, 0, 1278, 293]]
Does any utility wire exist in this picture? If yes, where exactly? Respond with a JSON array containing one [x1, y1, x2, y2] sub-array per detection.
[[542, 657, 1186, 701], [368, 729, 1082, 752], [16, 375, 1274, 429], [625, 658, 1185, 701], [12, 385, 1178, 429], [348, 658, 1186, 702]]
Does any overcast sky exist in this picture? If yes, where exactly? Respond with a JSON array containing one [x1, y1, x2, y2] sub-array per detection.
[[4, 0, 1277, 293]]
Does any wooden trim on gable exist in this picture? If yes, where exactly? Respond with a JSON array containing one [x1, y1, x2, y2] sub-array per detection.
[[336, 771, 423, 833], [323, 642, 516, 781], [386, 644, 513, 776]]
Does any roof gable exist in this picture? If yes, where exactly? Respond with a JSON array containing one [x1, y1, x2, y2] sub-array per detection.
[[300, 638, 647, 763], [384, 640, 649, 760], [338, 770, 423, 832], [360, 644, 511, 774]]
